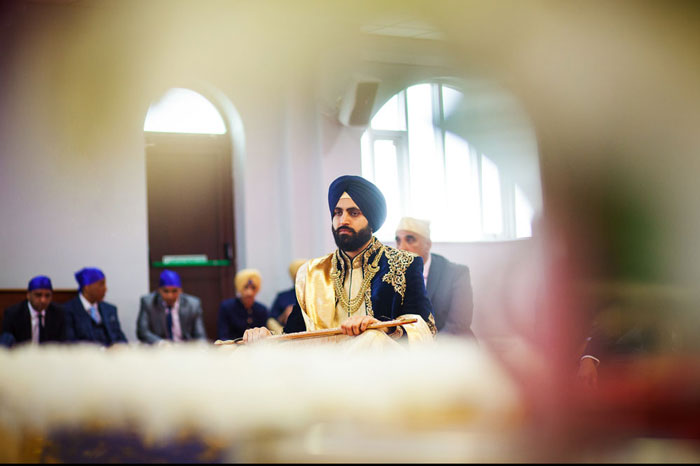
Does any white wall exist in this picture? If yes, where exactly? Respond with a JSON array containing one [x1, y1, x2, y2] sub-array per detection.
[[0, 5, 150, 339], [0, 2, 390, 339]]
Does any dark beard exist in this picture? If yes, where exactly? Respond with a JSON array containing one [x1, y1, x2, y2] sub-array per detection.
[[332, 224, 373, 252]]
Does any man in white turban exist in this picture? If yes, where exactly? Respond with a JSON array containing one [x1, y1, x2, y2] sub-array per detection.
[[395, 217, 475, 339]]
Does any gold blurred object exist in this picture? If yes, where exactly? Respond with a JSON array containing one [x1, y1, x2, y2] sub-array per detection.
[[0, 427, 44, 463], [0, 341, 522, 462], [266, 317, 284, 335]]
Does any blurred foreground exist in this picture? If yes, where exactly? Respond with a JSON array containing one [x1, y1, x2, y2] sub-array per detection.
[[1, 335, 699, 462]]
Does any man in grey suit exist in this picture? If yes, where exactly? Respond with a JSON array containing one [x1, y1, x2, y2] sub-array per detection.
[[395, 217, 476, 339], [136, 269, 207, 344]]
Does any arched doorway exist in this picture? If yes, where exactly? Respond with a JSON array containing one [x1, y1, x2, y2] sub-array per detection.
[[144, 88, 235, 340]]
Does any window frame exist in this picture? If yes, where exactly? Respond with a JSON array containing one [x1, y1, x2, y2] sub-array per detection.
[[362, 81, 533, 242]]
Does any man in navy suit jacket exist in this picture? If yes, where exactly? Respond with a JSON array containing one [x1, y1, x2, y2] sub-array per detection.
[[0, 275, 67, 347], [269, 259, 306, 327], [64, 267, 127, 347]]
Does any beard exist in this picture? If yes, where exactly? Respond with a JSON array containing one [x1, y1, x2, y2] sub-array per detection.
[[332, 224, 373, 252]]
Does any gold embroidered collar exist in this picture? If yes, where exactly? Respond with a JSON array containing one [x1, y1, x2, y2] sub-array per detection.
[[331, 237, 384, 317], [330, 238, 418, 314]]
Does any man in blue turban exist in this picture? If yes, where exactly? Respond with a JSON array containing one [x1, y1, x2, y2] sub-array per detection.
[[63, 267, 127, 346], [136, 269, 207, 344], [0, 275, 67, 347], [242, 175, 435, 343]]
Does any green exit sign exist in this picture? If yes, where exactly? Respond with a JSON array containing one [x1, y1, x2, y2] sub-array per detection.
[[151, 255, 231, 268]]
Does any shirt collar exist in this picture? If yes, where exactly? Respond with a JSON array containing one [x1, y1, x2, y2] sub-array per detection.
[[27, 300, 44, 316], [162, 296, 180, 312], [423, 254, 432, 279], [338, 237, 379, 269], [79, 292, 96, 311]]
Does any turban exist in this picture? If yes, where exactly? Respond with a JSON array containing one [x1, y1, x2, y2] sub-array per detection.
[[396, 217, 431, 241], [288, 259, 307, 281], [159, 269, 182, 288], [328, 175, 387, 232], [28, 275, 53, 292], [235, 268, 262, 293], [74, 267, 105, 290]]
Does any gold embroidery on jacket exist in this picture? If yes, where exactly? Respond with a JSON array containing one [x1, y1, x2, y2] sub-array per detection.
[[426, 313, 438, 336], [381, 246, 416, 305], [331, 238, 384, 317]]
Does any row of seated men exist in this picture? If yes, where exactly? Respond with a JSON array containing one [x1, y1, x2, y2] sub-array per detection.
[[1, 217, 477, 348], [0, 217, 473, 347], [0, 266, 287, 348]]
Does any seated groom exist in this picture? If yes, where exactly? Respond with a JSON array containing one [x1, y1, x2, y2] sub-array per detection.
[[243, 175, 436, 343], [137, 269, 207, 344]]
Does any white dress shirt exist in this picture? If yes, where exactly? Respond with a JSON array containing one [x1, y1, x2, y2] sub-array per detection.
[[79, 292, 102, 324], [422, 254, 432, 288], [165, 298, 183, 342], [28, 301, 44, 344]]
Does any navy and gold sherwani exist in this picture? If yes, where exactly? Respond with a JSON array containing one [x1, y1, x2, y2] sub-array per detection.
[[283, 237, 436, 335]]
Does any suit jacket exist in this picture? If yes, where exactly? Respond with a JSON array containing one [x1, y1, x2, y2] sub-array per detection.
[[217, 298, 269, 341], [269, 288, 298, 320], [427, 253, 475, 338], [64, 295, 128, 346], [284, 240, 435, 334], [137, 291, 207, 343], [583, 322, 658, 360], [0, 300, 67, 347]]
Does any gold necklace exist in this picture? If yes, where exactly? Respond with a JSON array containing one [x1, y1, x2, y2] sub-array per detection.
[[331, 241, 384, 317]]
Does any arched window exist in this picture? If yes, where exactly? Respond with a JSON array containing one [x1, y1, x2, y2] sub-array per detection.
[[144, 88, 227, 134], [361, 82, 540, 242]]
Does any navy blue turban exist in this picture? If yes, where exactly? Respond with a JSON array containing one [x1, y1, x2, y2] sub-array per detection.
[[328, 175, 387, 232], [28, 275, 53, 292], [159, 269, 182, 288], [74, 267, 105, 290]]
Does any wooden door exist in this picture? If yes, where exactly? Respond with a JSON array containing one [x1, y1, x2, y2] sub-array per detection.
[[145, 132, 235, 340]]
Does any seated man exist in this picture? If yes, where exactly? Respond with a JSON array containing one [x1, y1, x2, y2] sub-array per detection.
[[395, 217, 476, 339], [217, 269, 269, 341], [244, 175, 435, 343], [0, 275, 66, 347], [577, 299, 667, 390], [269, 259, 307, 327], [64, 267, 128, 346], [136, 269, 207, 344]]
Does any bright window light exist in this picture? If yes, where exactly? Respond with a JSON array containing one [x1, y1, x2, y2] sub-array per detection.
[[441, 131, 480, 241], [370, 93, 406, 131], [363, 81, 538, 242], [441, 86, 462, 119], [481, 154, 502, 236], [515, 184, 534, 238], [144, 88, 226, 134], [407, 84, 439, 220], [373, 140, 402, 240]]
